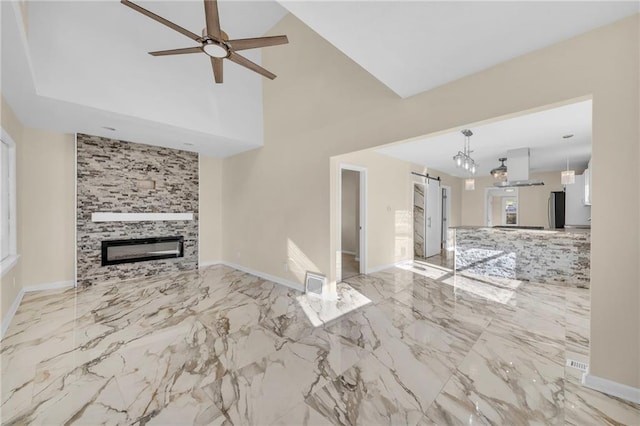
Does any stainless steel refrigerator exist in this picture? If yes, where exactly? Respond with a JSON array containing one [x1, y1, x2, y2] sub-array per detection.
[[548, 191, 565, 229]]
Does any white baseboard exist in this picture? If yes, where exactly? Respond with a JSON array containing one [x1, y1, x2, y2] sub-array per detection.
[[342, 250, 356, 256], [366, 260, 410, 274], [1, 280, 75, 341], [199, 260, 223, 269], [582, 373, 640, 404], [222, 261, 303, 291], [22, 280, 75, 293], [1, 288, 24, 340]]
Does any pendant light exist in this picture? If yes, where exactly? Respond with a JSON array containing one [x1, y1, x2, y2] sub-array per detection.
[[465, 178, 475, 191], [453, 129, 477, 175], [561, 134, 575, 185], [453, 129, 478, 190], [490, 158, 508, 180]]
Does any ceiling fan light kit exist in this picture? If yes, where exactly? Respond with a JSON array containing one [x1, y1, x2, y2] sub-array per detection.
[[121, 0, 289, 84], [202, 41, 228, 58]]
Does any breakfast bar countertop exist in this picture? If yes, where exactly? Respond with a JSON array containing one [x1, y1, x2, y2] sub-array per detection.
[[451, 225, 591, 234], [453, 226, 590, 287]]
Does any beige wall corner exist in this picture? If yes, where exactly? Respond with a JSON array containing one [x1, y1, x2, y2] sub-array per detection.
[[2, 95, 76, 327], [199, 155, 223, 263], [223, 13, 639, 390], [332, 150, 423, 273], [19, 128, 75, 288]]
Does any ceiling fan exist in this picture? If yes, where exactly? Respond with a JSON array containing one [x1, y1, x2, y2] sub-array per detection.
[[121, 0, 288, 83]]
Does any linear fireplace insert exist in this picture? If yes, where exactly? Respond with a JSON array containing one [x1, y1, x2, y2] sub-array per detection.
[[101, 236, 184, 266]]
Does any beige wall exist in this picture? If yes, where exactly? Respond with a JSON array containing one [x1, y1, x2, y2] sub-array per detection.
[[19, 128, 75, 288], [199, 156, 222, 263], [333, 150, 421, 273], [1, 96, 24, 326], [491, 195, 503, 226], [223, 14, 639, 388], [461, 171, 565, 226], [340, 170, 358, 254], [1, 97, 75, 329]]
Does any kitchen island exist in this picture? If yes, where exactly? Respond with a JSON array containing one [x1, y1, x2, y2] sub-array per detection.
[[453, 226, 590, 287]]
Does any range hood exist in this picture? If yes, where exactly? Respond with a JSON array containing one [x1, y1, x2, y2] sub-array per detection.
[[493, 148, 544, 187]]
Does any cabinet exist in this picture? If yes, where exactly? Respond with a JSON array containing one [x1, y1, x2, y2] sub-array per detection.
[[565, 173, 591, 225], [583, 158, 592, 205]]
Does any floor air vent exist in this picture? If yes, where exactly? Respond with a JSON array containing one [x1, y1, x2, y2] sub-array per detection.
[[305, 272, 325, 296], [566, 359, 588, 372]]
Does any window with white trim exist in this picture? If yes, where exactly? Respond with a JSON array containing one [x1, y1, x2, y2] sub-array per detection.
[[1, 128, 17, 274]]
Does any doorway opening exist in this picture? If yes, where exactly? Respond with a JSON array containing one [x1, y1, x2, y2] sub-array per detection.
[[413, 177, 442, 261], [339, 165, 367, 281], [485, 187, 519, 226]]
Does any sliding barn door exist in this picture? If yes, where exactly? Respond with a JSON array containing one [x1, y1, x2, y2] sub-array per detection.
[[425, 179, 442, 258], [413, 183, 426, 259]]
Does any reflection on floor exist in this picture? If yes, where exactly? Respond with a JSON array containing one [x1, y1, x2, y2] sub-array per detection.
[[416, 251, 455, 269], [2, 264, 639, 424], [341, 252, 360, 280]]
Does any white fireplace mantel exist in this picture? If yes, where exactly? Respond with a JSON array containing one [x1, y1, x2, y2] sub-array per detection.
[[91, 212, 194, 222]]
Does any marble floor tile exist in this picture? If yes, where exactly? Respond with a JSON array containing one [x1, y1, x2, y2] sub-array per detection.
[[486, 308, 567, 365], [2, 264, 639, 425], [305, 351, 431, 426], [390, 285, 494, 345], [341, 253, 360, 281], [319, 304, 402, 352], [565, 312, 590, 357], [565, 380, 640, 425], [270, 401, 332, 426], [202, 340, 335, 425], [342, 274, 403, 304], [295, 282, 372, 327], [211, 324, 287, 372], [425, 331, 565, 425]]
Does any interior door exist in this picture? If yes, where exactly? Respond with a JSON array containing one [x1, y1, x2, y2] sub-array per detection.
[[425, 179, 442, 257]]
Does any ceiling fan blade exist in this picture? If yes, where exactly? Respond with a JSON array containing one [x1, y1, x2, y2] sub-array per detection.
[[227, 35, 289, 52], [203, 0, 222, 39], [212, 57, 223, 84], [121, 0, 201, 42], [149, 46, 202, 56], [227, 53, 276, 80]]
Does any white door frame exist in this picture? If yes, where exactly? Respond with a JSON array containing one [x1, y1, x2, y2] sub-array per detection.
[[484, 187, 519, 226], [412, 182, 426, 259], [337, 164, 367, 282], [441, 185, 452, 251], [501, 196, 519, 225], [424, 178, 442, 258]]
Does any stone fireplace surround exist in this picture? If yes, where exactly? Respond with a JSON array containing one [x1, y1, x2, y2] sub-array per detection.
[[76, 134, 199, 287]]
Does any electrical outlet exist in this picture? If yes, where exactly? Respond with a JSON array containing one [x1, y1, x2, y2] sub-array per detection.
[[283, 262, 289, 272], [236, 251, 241, 259]]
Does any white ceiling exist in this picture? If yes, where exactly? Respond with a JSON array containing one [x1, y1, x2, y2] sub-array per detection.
[[1, 2, 637, 156], [1, 0, 288, 156], [279, 1, 639, 98], [376, 100, 593, 178]]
